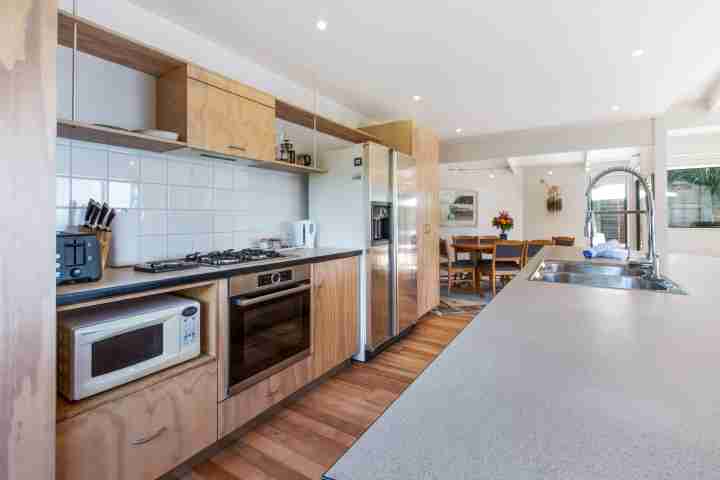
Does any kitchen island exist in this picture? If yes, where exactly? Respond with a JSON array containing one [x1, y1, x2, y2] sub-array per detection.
[[325, 246, 720, 479]]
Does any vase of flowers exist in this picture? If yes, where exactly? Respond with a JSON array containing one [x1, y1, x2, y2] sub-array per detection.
[[492, 210, 514, 240]]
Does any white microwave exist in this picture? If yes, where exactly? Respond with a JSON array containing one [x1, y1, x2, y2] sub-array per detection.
[[58, 294, 201, 401]]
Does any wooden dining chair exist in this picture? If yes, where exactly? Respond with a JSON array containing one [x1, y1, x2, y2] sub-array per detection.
[[552, 236, 576, 247], [445, 241, 476, 294], [524, 239, 553, 266], [452, 235, 479, 243], [439, 238, 450, 284], [478, 240, 524, 296], [478, 235, 498, 244]]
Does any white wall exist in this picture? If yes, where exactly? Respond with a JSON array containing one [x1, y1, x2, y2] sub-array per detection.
[[522, 165, 587, 243], [439, 162, 524, 240], [441, 119, 654, 163]]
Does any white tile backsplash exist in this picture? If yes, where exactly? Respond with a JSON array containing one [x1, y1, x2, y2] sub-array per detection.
[[169, 186, 213, 211], [56, 140, 307, 259], [139, 210, 167, 236], [108, 181, 141, 208], [56, 145, 71, 175], [72, 146, 108, 179], [71, 178, 105, 206], [109, 151, 141, 181], [141, 155, 166, 184], [140, 184, 168, 210]]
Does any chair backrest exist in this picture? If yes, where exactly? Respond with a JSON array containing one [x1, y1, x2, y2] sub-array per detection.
[[526, 239, 553, 259], [493, 240, 525, 263], [439, 238, 449, 258], [452, 235, 479, 244], [445, 240, 457, 263], [552, 236, 575, 247], [478, 235, 498, 244]]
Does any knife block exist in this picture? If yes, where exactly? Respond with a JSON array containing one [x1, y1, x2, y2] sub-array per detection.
[[80, 227, 112, 271]]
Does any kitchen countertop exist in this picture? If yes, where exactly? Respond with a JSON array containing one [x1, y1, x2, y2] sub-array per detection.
[[325, 246, 720, 480], [57, 248, 362, 306]]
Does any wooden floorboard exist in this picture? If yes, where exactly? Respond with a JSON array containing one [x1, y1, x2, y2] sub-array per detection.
[[188, 311, 477, 479]]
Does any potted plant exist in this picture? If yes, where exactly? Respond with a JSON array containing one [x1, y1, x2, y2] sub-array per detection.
[[492, 210, 514, 239]]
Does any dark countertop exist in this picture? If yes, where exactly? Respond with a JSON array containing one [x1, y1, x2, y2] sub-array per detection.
[[57, 248, 362, 307]]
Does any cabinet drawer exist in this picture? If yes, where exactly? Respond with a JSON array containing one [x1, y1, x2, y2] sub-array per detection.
[[219, 357, 310, 438], [57, 361, 218, 480]]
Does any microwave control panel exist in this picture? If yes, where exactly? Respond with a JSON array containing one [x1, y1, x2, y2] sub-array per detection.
[[182, 314, 199, 346]]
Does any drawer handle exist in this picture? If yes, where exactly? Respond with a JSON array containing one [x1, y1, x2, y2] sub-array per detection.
[[228, 145, 247, 151], [131, 426, 167, 446]]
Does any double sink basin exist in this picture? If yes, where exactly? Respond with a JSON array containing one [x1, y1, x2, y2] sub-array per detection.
[[529, 260, 687, 295]]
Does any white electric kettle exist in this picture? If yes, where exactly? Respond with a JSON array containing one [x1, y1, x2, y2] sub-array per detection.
[[290, 220, 316, 248]]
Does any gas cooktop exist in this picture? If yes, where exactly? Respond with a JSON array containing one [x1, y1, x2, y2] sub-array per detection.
[[134, 249, 290, 274]]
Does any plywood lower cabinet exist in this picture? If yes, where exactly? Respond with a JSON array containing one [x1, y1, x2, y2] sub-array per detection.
[[56, 361, 218, 480], [219, 357, 311, 438], [311, 256, 359, 379]]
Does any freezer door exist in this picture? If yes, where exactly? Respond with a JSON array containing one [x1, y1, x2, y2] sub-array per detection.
[[392, 151, 418, 335], [367, 244, 393, 350]]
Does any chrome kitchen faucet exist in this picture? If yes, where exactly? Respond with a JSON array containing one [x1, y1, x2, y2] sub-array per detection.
[[585, 166, 661, 280]]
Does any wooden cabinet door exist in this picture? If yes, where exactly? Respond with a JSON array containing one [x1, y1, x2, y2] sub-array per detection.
[[311, 257, 359, 378], [187, 78, 234, 155], [57, 361, 218, 480], [414, 126, 441, 317], [226, 93, 275, 162], [187, 79, 275, 162]]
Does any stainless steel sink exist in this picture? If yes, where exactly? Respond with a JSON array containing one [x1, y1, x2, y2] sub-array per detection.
[[529, 260, 687, 295]]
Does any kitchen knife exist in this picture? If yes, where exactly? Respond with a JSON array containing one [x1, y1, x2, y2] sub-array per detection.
[[88, 203, 103, 230], [94, 203, 110, 230], [83, 200, 100, 228], [102, 209, 117, 231]]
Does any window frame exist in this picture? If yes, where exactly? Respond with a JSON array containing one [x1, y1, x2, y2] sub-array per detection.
[[667, 165, 720, 229]]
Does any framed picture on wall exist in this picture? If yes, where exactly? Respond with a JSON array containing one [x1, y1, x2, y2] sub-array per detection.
[[440, 190, 478, 227]]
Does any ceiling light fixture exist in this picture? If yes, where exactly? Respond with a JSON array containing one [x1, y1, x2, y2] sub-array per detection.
[[631, 49, 645, 57], [412, 95, 422, 102], [456, 128, 463, 134], [489, 172, 496, 179], [316, 19, 328, 31], [612, 105, 620, 111], [548, 170, 553, 176]]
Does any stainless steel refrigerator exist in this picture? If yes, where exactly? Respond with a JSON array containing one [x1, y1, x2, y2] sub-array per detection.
[[309, 143, 418, 361]]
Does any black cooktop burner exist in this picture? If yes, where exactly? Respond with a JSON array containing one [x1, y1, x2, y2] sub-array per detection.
[[135, 249, 287, 274], [191, 249, 286, 267]]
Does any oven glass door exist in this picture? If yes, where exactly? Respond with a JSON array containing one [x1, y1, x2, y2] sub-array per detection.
[[228, 282, 311, 393]]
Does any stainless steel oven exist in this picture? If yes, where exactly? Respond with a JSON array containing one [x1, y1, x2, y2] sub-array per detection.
[[225, 264, 311, 397]]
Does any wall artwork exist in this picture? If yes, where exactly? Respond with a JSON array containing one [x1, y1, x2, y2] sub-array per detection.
[[440, 190, 478, 227]]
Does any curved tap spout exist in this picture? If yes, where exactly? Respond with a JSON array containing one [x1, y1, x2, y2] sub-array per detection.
[[585, 166, 659, 278]]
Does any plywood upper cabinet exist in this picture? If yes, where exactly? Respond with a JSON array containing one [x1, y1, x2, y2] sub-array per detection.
[[158, 65, 276, 162], [359, 121, 441, 317], [311, 257, 359, 379]]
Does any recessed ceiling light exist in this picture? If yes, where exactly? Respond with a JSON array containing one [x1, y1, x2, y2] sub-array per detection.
[[489, 172, 496, 179], [412, 95, 422, 102], [548, 170, 553, 176], [316, 19, 328, 31], [612, 105, 620, 111], [456, 128, 463, 134], [631, 49, 645, 57]]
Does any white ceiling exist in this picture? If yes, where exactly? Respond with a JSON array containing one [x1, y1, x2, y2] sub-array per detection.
[[131, 0, 720, 139]]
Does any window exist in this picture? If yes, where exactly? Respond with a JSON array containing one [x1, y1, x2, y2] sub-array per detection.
[[668, 166, 720, 228]]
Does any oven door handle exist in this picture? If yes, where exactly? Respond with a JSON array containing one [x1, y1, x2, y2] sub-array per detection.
[[232, 283, 311, 307]]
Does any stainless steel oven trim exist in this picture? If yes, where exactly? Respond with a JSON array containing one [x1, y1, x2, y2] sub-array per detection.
[[229, 264, 310, 297], [227, 349, 310, 397], [232, 283, 311, 307]]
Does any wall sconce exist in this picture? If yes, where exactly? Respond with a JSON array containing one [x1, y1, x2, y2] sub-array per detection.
[[541, 179, 563, 213]]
